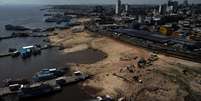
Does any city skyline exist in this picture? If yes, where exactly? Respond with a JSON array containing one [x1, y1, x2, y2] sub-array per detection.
[[0, 0, 201, 5]]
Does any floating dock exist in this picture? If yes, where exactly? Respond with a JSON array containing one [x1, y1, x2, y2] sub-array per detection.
[[43, 75, 88, 87], [0, 74, 90, 100]]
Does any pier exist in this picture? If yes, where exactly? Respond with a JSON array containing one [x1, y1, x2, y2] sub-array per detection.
[[43, 75, 89, 86], [0, 74, 90, 100]]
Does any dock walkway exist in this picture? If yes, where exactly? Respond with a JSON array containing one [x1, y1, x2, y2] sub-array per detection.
[[0, 74, 89, 97]]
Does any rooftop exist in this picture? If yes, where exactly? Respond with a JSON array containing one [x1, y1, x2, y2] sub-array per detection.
[[113, 29, 170, 43], [112, 29, 198, 46]]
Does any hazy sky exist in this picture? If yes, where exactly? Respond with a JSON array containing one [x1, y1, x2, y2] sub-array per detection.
[[0, 0, 201, 5]]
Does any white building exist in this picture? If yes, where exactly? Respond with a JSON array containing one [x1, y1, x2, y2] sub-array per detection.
[[125, 4, 129, 13], [115, 0, 121, 15]]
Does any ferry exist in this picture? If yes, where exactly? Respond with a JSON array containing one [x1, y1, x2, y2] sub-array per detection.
[[33, 68, 65, 82], [19, 45, 41, 58]]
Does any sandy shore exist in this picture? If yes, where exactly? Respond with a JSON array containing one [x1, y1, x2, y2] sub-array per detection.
[[49, 27, 201, 101]]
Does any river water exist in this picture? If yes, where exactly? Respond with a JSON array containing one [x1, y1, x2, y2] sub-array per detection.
[[0, 5, 104, 101]]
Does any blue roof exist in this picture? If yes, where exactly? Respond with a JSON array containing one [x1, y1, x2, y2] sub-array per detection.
[[20, 48, 31, 53]]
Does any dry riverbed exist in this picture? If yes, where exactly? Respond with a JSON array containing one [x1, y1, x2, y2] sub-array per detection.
[[49, 28, 201, 101]]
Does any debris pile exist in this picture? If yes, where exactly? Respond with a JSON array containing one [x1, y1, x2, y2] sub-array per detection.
[[120, 53, 138, 61], [138, 54, 159, 68]]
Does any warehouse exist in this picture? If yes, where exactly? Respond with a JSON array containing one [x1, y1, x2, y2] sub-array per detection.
[[113, 29, 170, 43]]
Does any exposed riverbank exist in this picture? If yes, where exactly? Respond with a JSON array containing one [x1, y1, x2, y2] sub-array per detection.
[[49, 27, 201, 101]]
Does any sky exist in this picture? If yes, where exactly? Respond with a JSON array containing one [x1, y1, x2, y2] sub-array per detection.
[[0, 0, 201, 5]]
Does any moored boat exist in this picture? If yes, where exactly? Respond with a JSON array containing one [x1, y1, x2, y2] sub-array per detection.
[[33, 68, 65, 82], [18, 83, 55, 99]]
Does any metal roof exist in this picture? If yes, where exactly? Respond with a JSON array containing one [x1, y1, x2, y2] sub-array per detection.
[[113, 29, 170, 43]]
